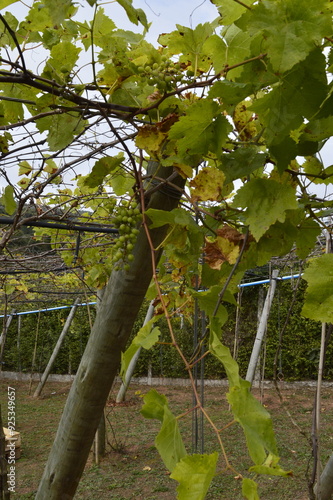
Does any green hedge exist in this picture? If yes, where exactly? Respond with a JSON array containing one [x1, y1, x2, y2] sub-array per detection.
[[2, 282, 329, 380], [2, 305, 94, 375]]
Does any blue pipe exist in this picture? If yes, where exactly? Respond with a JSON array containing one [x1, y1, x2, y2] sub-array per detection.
[[239, 274, 302, 288], [0, 302, 97, 318], [0, 274, 303, 318]]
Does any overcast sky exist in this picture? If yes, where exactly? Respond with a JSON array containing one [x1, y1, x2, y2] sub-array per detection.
[[100, 0, 218, 41]]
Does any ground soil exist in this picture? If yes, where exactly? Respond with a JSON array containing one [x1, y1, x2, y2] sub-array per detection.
[[0, 379, 332, 499]]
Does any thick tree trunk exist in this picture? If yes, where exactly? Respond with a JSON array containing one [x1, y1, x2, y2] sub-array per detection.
[[316, 452, 333, 500], [36, 162, 185, 499]]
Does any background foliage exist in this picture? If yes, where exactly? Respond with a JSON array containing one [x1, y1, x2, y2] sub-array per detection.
[[2, 280, 327, 380]]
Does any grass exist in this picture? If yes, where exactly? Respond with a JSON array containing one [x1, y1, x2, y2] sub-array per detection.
[[1, 379, 332, 499]]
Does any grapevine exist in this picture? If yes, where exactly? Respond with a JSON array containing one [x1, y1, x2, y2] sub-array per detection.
[[111, 199, 142, 271], [135, 56, 190, 92]]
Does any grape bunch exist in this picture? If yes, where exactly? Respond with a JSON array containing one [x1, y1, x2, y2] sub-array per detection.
[[111, 200, 142, 271], [136, 57, 190, 92]]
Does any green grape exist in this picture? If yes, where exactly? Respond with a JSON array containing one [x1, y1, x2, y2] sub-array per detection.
[[115, 251, 122, 261]]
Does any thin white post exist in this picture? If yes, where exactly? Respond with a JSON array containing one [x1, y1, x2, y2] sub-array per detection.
[[116, 301, 155, 403], [315, 230, 332, 498], [33, 298, 80, 398], [246, 270, 279, 385], [0, 312, 14, 370]]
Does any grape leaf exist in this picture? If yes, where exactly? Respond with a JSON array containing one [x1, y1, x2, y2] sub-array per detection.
[[212, 0, 255, 26], [83, 155, 124, 188], [92, 8, 117, 47], [228, 380, 279, 466], [302, 254, 333, 323], [145, 208, 198, 230], [109, 172, 133, 196], [141, 389, 186, 472], [220, 24, 253, 79], [301, 116, 333, 143], [209, 321, 287, 471], [220, 147, 266, 184], [120, 319, 161, 380], [190, 167, 225, 202], [236, 0, 332, 73], [242, 478, 259, 500], [251, 49, 327, 146], [141, 389, 167, 421], [42, 41, 81, 83], [135, 125, 167, 155], [168, 100, 231, 156], [232, 178, 298, 241], [18, 161, 32, 176], [0, 0, 18, 8], [44, 0, 75, 26], [170, 453, 218, 500], [194, 287, 228, 327], [209, 80, 253, 109], [1, 185, 16, 215], [155, 405, 187, 473], [202, 34, 227, 74], [209, 323, 240, 387], [158, 23, 213, 64], [115, 0, 148, 29], [37, 112, 86, 151]]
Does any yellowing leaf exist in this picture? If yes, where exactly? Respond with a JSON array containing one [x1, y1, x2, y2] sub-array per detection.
[[18, 161, 32, 176], [233, 100, 258, 141], [190, 167, 225, 202], [174, 163, 193, 179], [44, 158, 58, 175], [135, 125, 166, 155], [205, 236, 239, 268], [2, 185, 16, 215], [204, 226, 251, 269]]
